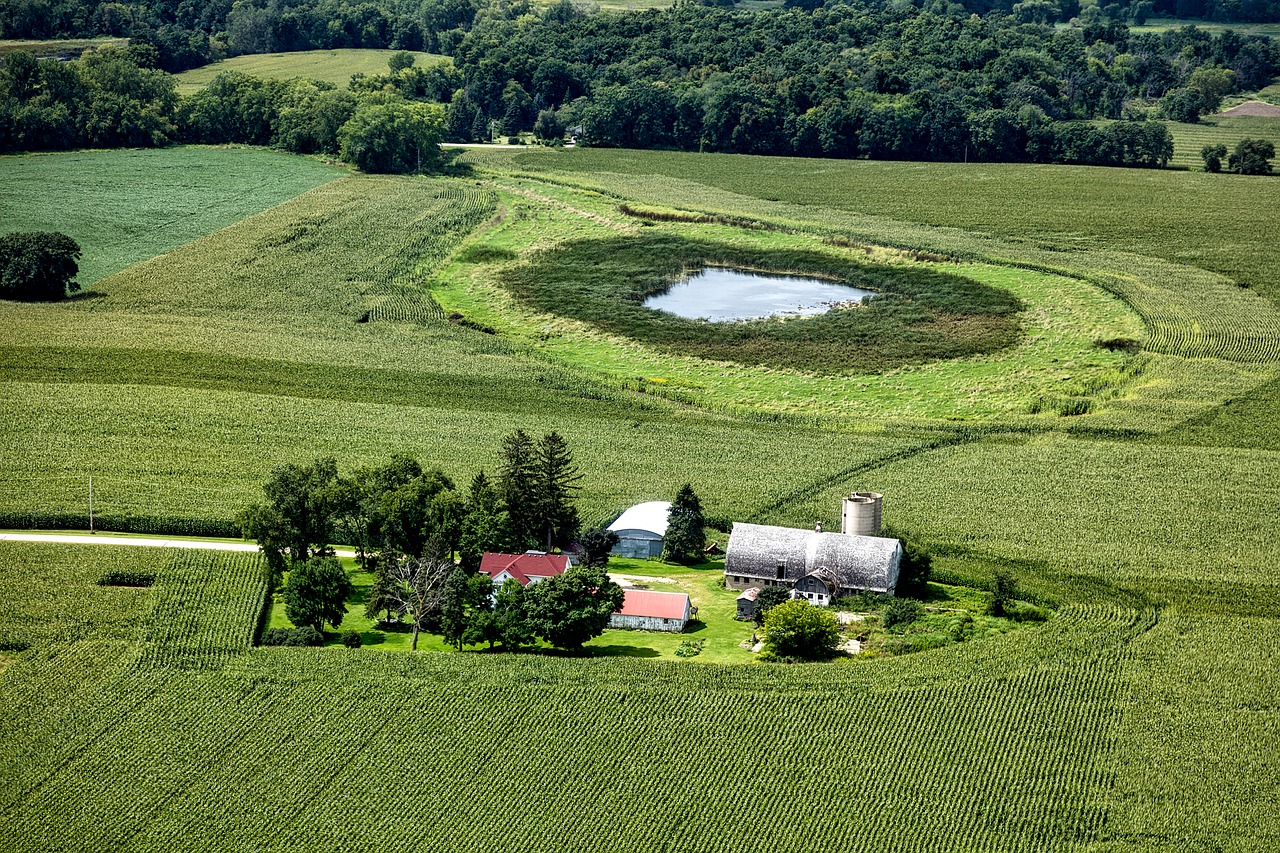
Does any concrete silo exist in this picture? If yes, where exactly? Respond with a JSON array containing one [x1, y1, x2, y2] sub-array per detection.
[[841, 492, 883, 536]]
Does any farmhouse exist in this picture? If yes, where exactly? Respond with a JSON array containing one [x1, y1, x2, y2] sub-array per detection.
[[607, 501, 670, 559], [477, 551, 570, 590], [609, 589, 692, 632], [724, 493, 902, 603]]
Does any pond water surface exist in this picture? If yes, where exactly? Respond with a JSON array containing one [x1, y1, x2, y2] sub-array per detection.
[[644, 267, 874, 322]]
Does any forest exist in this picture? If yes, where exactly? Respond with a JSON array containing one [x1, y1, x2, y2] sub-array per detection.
[[3, 0, 1276, 166]]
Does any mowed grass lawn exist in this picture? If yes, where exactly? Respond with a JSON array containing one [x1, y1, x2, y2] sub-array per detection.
[[172, 49, 448, 94], [0, 147, 343, 286]]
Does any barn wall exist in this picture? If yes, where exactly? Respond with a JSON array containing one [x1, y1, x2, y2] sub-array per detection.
[[608, 614, 686, 632]]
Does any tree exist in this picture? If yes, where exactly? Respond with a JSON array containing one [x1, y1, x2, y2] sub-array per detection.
[[534, 431, 581, 551], [438, 567, 471, 650], [388, 50, 416, 74], [0, 232, 81, 301], [577, 527, 619, 570], [239, 457, 340, 583], [662, 484, 706, 563], [752, 585, 792, 627], [492, 578, 535, 650], [990, 567, 1018, 617], [284, 556, 354, 632], [337, 99, 445, 174], [458, 471, 507, 570], [525, 566, 624, 651], [498, 429, 538, 548], [384, 555, 453, 650], [1201, 143, 1227, 173], [362, 554, 399, 622], [760, 599, 841, 661], [895, 538, 933, 596], [533, 108, 564, 143], [379, 469, 456, 560], [1228, 138, 1275, 175]]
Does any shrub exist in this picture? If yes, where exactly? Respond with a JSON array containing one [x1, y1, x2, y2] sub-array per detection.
[[261, 626, 325, 647], [990, 568, 1018, 617], [341, 630, 363, 648], [760, 599, 841, 661], [674, 639, 703, 658], [883, 598, 923, 630]]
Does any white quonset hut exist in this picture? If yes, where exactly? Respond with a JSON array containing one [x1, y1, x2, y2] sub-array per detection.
[[724, 524, 901, 603], [607, 501, 671, 559]]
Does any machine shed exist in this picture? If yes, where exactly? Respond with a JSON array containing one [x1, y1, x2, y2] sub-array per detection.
[[607, 501, 671, 559]]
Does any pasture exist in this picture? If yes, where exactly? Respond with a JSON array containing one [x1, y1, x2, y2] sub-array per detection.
[[171, 48, 448, 94], [0, 147, 343, 286], [2, 144, 1280, 850]]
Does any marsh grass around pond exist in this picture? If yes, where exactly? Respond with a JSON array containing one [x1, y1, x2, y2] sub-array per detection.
[[501, 234, 1023, 373]]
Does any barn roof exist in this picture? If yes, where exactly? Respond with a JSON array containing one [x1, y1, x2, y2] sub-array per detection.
[[478, 552, 570, 586], [607, 501, 671, 538], [724, 523, 901, 594], [614, 589, 689, 620]]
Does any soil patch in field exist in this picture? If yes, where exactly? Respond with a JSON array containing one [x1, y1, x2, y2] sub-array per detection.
[[1218, 101, 1280, 118]]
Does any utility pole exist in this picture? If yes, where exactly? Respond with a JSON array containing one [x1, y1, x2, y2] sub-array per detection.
[[89, 475, 94, 533]]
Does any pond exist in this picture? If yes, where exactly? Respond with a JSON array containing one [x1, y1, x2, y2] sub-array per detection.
[[643, 267, 875, 322]]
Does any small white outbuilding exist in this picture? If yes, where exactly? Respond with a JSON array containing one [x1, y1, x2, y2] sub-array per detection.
[[607, 501, 671, 559]]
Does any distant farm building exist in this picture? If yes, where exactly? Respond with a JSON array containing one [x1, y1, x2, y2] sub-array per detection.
[[609, 589, 692, 632], [607, 501, 670, 559], [735, 587, 760, 620], [478, 552, 569, 590], [724, 493, 902, 604]]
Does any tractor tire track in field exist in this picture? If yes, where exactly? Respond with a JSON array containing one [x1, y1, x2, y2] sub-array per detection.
[[746, 429, 977, 523]]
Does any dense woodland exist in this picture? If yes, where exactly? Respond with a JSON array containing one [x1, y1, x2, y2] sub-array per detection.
[[0, 0, 1276, 165]]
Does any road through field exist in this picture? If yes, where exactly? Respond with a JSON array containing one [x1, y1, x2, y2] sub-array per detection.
[[0, 531, 356, 557]]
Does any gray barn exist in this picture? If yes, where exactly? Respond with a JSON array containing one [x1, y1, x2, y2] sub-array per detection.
[[724, 522, 902, 604]]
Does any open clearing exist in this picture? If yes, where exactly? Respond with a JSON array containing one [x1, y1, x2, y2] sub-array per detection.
[[2, 145, 1280, 850], [172, 48, 448, 94]]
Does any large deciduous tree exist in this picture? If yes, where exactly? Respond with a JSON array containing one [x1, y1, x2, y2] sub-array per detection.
[[284, 555, 354, 632], [525, 566, 624, 651], [239, 457, 340, 583], [0, 231, 81, 301], [338, 99, 445, 174], [1228, 138, 1275, 175]]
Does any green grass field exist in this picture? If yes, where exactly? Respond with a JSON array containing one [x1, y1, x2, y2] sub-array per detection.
[[172, 49, 448, 94], [0, 147, 343, 286], [3, 144, 1280, 850], [0, 37, 127, 59], [1131, 17, 1280, 36]]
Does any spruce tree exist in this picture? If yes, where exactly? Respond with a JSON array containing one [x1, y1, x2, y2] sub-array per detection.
[[663, 483, 706, 564], [535, 431, 581, 551], [498, 430, 538, 549]]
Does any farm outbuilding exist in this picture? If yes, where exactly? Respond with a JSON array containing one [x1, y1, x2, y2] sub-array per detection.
[[609, 589, 691, 632], [607, 501, 671, 559], [724, 522, 901, 604], [735, 587, 760, 620]]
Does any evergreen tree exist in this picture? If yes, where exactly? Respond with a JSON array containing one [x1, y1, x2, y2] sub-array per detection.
[[458, 471, 508, 570], [498, 429, 538, 549], [535, 431, 581, 551], [577, 527, 619, 570], [662, 483, 706, 563]]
